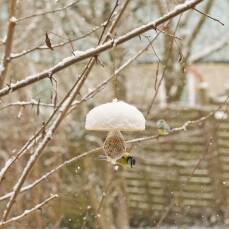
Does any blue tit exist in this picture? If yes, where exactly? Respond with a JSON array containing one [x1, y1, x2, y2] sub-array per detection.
[[156, 119, 171, 135], [103, 130, 126, 164], [115, 152, 136, 168], [98, 152, 136, 168]]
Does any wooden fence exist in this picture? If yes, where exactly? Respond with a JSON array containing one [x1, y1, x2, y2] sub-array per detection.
[[122, 105, 229, 226]]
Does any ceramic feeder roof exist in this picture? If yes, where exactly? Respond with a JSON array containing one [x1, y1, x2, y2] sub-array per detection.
[[85, 100, 145, 131]]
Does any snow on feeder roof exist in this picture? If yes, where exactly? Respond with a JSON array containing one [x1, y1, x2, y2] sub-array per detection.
[[85, 100, 145, 131]]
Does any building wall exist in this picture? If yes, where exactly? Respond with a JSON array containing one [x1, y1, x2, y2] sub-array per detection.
[[86, 63, 229, 107]]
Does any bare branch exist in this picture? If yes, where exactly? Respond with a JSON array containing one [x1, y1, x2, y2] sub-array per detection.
[[16, 1, 80, 23], [0, 194, 58, 227], [193, 7, 224, 26], [9, 23, 104, 60], [0, 100, 55, 111], [97, 0, 119, 44], [190, 36, 229, 63], [0, 0, 17, 88], [146, 67, 166, 116], [0, 148, 100, 202], [0, 0, 204, 98], [185, 0, 214, 57]]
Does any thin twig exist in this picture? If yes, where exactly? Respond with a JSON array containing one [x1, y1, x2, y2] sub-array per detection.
[[0, 194, 58, 227], [0, 0, 17, 88], [190, 36, 229, 63], [193, 7, 224, 26], [146, 67, 166, 117], [16, 1, 80, 23], [146, 14, 182, 117], [0, 148, 101, 202], [93, 172, 115, 229], [9, 23, 104, 60], [0, 100, 55, 111], [156, 96, 229, 227], [186, 0, 214, 58], [97, 0, 119, 45]]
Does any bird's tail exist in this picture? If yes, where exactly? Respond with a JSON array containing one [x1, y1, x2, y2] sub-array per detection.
[[97, 155, 108, 160], [97, 155, 117, 164]]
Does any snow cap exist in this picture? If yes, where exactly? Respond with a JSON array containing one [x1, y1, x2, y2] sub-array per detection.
[[85, 99, 145, 131]]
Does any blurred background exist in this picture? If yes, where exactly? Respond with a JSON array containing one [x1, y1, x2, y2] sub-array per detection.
[[0, 0, 229, 228]]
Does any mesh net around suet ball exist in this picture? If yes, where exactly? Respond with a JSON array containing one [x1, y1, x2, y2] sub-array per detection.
[[103, 130, 126, 160]]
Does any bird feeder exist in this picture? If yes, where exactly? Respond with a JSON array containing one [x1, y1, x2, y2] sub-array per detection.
[[85, 99, 145, 164]]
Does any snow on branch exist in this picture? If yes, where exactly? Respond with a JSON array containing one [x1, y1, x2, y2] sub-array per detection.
[[0, 0, 204, 98], [9, 23, 104, 60]]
